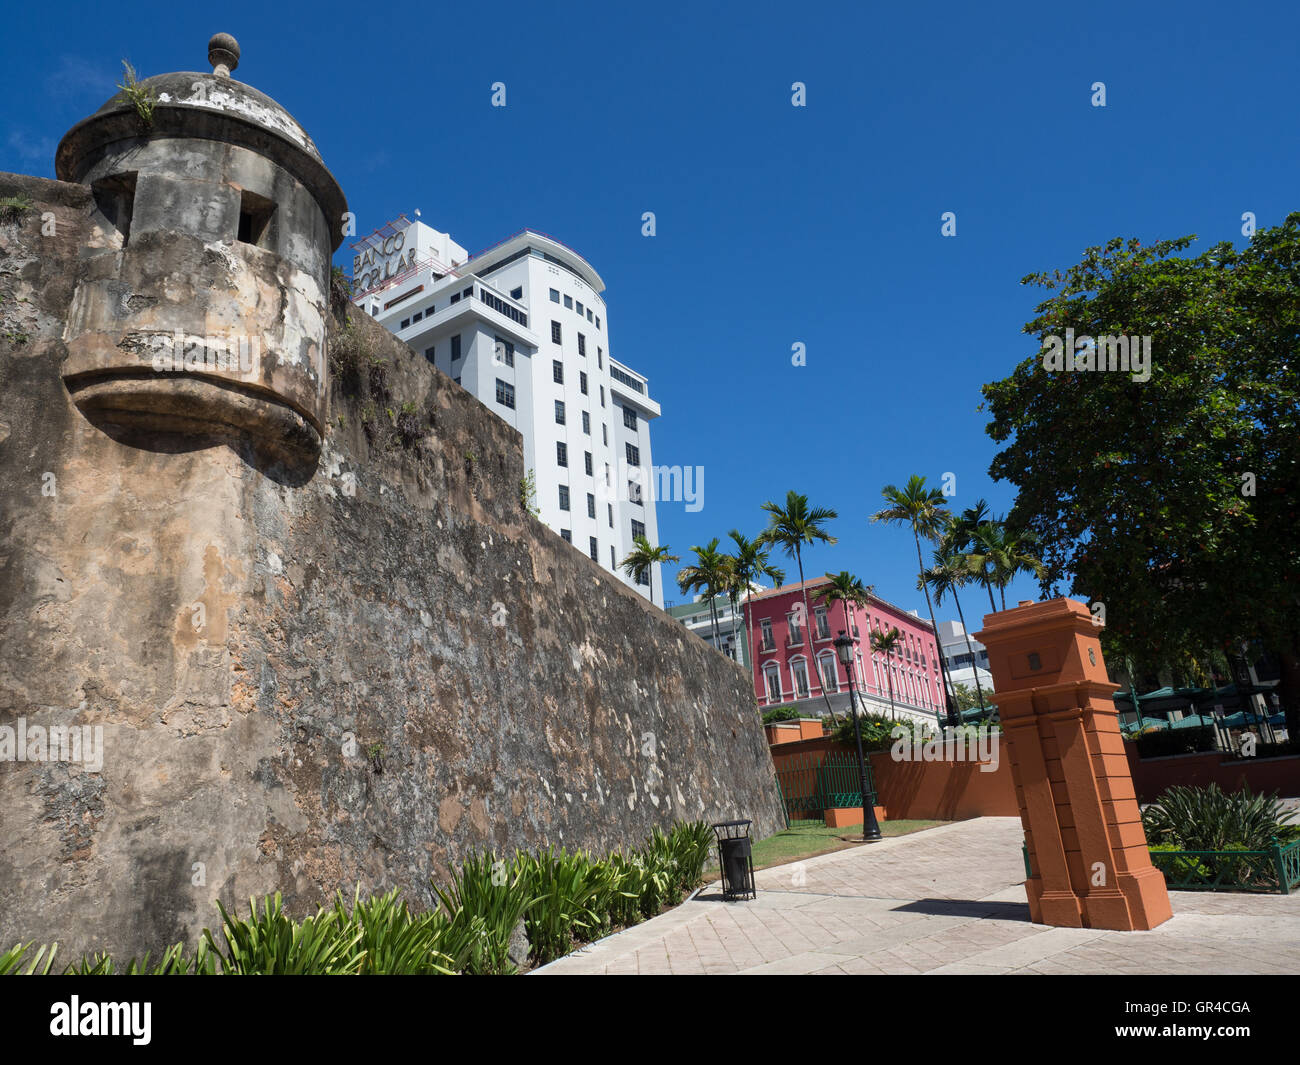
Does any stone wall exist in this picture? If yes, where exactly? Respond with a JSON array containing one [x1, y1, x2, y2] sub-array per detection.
[[0, 172, 783, 960]]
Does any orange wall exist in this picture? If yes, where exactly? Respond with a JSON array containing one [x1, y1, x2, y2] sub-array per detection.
[[1126, 746, 1300, 801]]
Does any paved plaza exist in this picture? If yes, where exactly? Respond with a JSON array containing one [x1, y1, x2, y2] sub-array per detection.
[[537, 817, 1300, 975]]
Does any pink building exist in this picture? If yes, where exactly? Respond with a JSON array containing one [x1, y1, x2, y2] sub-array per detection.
[[747, 577, 944, 723]]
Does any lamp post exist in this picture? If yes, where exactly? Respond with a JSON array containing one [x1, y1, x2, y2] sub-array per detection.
[[835, 629, 882, 842]]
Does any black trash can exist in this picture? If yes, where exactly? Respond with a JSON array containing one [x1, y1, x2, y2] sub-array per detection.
[[712, 819, 756, 901]]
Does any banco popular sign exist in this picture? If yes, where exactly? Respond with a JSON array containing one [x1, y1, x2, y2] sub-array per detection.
[[353, 228, 418, 292]]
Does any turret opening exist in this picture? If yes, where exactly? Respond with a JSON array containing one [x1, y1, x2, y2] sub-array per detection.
[[237, 188, 275, 249]]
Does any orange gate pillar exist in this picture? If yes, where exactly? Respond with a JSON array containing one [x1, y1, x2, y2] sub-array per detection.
[[974, 598, 1172, 931]]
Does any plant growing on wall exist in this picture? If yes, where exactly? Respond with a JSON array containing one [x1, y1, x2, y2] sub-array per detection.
[[518, 468, 540, 516], [116, 60, 157, 130]]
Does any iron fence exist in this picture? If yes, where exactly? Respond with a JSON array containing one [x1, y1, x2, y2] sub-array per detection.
[[774, 752, 876, 823]]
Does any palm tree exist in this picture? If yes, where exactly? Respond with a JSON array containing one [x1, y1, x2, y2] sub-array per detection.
[[815, 571, 874, 716], [619, 536, 679, 603], [872, 475, 958, 725], [725, 530, 785, 669], [965, 521, 1046, 610], [757, 491, 838, 719], [676, 538, 734, 650], [966, 521, 1005, 613], [870, 626, 902, 721], [920, 545, 989, 718], [949, 499, 992, 553]]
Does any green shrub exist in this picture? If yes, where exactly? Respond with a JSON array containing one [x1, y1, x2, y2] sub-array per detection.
[[1134, 725, 1219, 758], [761, 706, 803, 724], [203, 893, 365, 975], [430, 852, 532, 975], [0, 942, 57, 975], [1142, 783, 1296, 852], [334, 887, 454, 975], [518, 847, 618, 964]]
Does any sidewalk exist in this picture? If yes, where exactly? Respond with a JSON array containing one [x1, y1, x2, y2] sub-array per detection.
[[536, 817, 1300, 974]]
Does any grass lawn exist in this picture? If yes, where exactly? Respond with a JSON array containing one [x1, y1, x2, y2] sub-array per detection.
[[703, 818, 947, 879]]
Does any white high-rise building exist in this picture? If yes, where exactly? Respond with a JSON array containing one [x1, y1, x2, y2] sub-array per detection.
[[350, 218, 664, 604]]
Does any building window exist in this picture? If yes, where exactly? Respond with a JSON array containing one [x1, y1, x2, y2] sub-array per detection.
[[626, 443, 640, 467], [815, 607, 830, 640], [450, 292, 460, 304], [511, 286, 523, 300], [607, 503, 613, 527], [587, 493, 596, 519], [564, 295, 573, 309], [764, 663, 781, 702], [400, 318, 410, 329], [553, 360, 564, 384], [596, 315, 601, 330], [589, 536, 599, 561], [575, 300, 584, 316], [629, 480, 642, 505], [582, 411, 591, 434], [787, 612, 803, 646], [556, 441, 568, 467], [551, 321, 562, 344], [412, 310, 422, 323], [602, 424, 608, 445], [584, 452, 593, 476], [577, 333, 586, 356], [451, 334, 461, 361], [561, 529, 571, 542], [631, 519, 646, 540], [550, 288, 560, 303], [760, 619, 774, 652], [792, 660, 811, 699], [637, 568, 649, 586], [580, 371, 588, 395], [494, 336, 514, 367], [424, 346, 436, 365], [600, 385, 605, 407], [559, 485, 570, 511], [623, 407, 637, 430], [819, 654, 839, 694], [495, 379, 515, 409], [611, 545, 617, 567], [587, 308, 593, 322], [597, 348, 603, 369], [555, 400, 566, 424]]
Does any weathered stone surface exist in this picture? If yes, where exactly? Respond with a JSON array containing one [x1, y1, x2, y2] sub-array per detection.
[[0, 173, 783, 961]]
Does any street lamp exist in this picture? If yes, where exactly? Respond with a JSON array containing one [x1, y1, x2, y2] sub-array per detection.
[[834, 629, 882, 843]]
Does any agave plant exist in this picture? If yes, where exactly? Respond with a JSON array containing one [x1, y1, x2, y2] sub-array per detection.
[[1142, 784, 1296, 852]]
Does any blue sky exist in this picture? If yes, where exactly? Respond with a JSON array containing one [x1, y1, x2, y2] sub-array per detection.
[[6, 1, 1298, 628]]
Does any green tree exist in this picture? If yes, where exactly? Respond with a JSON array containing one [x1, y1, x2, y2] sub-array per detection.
[[815, 571, 874, 714], [870, 626, 903, 721], [920, 542, 989, 714], [871, 475, 958, 724], [725, 530, 785, 668], [676, 539, 734, 650], [757, 491, 839, 720], [981, 216, 1300, 737], [619, 536, 678, 603]]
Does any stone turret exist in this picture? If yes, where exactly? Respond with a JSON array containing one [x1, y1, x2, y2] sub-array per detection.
[[54, 34, 347, 466]]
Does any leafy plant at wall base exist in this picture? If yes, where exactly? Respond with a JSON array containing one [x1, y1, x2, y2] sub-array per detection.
[[334, 887, 454, 975], [202, 893, 365, 975], [430, 852, 532, 975], [0, 942, 57, 975]]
